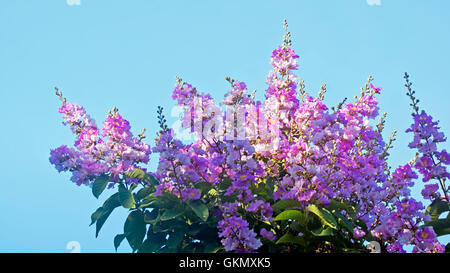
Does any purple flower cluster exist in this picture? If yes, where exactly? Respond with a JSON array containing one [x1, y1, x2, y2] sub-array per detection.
[[217, 202, 262, 252], [222, 80, 252, 106], [152, 129, 203, 201], [371, 198, 444, 253], [246, 200, 273, 221], [406, 110, 449, 201], [50, 101, 150, 186]]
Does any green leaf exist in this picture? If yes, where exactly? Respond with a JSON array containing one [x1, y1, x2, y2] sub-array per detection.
[[129, 183, 138, 192], [334, 212, 355, 233], [124, 210, 147, 252], [144, 209, 159, 224], [161, 207, 184, 221], [187, 200, 209, 221], [276, 233, 305, 246], [152, 221, 171, 233], [250, 181, 266, 194], [92, 174, 109, 199], [137, 194, 158, 209], [135, 186, 154, 201], [95, 193, 120, 237], [290, 221, 308, 234], [272, 199, 302, 212], [148, 174, 160, 186], [139, 231, 167, 253], [194, 182, 213, 195], [273, 209, 305, 222], [425, 218, 450, 236], [96, 208, 115, 237], [425, 198, 450, 221], [127, 168, 146, 178], [307, 204, 338, 230], [126, 168, 159, 186], [166, 230, 184, 248], [218, 178, 232, 192], [114, 234, 126, 251], [311, 227, 335, 237], [138, 200, 156, 209], [90, 207, 104, 226], [193, 225, 220, 243], [118, 184, 136, 209], [329, 200, 357, 219], [264, 177, 276, 199], [103, 192, 121, 209]]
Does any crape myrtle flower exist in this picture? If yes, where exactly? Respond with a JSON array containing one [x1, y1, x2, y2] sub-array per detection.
[[218, 215, 262, 252], [50, 95, 151, 186], [260, 228, 276, 241]]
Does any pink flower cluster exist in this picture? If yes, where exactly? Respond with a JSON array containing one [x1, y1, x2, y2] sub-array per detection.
[[372, 198, 443, 253], [50, 100, 151, 186]]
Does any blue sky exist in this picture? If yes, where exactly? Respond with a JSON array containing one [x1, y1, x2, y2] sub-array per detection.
[[0, 0, 449, 252]]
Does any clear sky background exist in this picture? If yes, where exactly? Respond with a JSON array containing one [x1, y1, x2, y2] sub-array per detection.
[[0, 0, 449, 252]]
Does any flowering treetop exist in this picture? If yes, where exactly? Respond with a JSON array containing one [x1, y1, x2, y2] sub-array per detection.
[[50, 21, 449, 253]]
